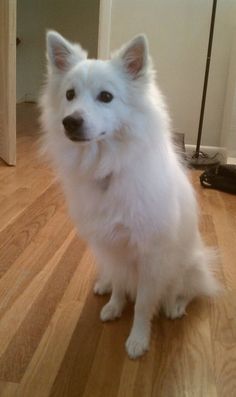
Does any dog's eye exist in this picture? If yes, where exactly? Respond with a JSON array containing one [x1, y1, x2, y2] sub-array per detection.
[[66, 89, 75, 101], [97, 91, 113, 103]]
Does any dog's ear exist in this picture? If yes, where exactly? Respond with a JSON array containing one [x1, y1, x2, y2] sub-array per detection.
[[113, 35, 149, 79], [46, 31, 87, 72]]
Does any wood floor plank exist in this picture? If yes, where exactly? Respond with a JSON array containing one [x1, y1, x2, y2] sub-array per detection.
[[0, 213, 72, 320], [0, 381, 18, 397], [82, 311, 131, 397], [17, 301, 84, 397], [0, 230, 75, 363], [62, 248, 96, 304], [0, 176, 53, 231], [0, 234, 84, 382], [210, 290, 236, 397], [0, 182, 64, 278], [151, 303, 217, 397], [116, 358, 139, 397], [17, 249, 96, 397], [0, 182, 62, 248], [49, 291, 105, 397]]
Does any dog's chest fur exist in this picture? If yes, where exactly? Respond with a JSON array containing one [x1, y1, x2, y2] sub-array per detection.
[[95, 173, 113, 192]]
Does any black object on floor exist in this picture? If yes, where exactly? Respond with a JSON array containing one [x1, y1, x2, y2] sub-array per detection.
[[200, 164, 236, 194]]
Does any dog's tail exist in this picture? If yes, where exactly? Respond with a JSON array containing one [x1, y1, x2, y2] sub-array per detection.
[[186, 246, 223, 299]]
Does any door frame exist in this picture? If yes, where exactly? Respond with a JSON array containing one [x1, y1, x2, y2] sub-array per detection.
[[98, 0, 112, 59], [0, 0, 16, 165]]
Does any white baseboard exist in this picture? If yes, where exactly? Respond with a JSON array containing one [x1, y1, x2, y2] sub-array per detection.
[[17, 93, 37, 104], [185, 144, 228, 163], [227, 149, 236, 158], [227, 156, 236, 164]]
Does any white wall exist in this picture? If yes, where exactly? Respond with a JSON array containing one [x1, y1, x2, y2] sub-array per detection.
[[204, 0, 236, 149], [110, 0, 236, 147], [221, 31, 236, 157], [17, 0, 100, 102]]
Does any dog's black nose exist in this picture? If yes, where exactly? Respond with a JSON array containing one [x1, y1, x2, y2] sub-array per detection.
[[62, 115, 84, 132], [62, 115, 86, 141]]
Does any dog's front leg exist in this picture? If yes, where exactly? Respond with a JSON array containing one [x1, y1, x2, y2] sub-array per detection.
[[126, 250, 162, 359]]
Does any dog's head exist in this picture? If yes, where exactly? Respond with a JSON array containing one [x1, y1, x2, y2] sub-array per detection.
[[45, 31, 152, 143]]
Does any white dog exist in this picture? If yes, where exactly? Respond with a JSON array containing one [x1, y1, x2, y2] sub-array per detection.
[[40, 31, 219, 359]]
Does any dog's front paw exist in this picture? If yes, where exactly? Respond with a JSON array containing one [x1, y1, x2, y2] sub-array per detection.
[[125, 332, 149, 359], [100, 302, 122, 322], [93, 280, 111, 296]]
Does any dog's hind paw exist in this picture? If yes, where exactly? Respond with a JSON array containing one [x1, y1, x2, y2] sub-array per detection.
[[164, 296, 188, 319], [100, 302, 122, 321], [93, 280, 112, 296]]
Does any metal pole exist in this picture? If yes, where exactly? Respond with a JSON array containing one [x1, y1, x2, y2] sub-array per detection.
[[195, 0, 217, 157]]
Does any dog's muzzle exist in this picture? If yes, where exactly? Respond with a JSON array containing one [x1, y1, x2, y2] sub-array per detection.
[[62, 115, 89, 142]]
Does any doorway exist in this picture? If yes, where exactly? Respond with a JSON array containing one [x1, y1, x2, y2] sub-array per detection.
[[16, 0, 100, 161]]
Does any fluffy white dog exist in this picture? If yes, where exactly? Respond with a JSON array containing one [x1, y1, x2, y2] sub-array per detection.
[[40, 31, 219, 359]]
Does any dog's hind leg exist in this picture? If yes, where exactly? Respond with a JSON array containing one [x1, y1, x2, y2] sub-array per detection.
[[100, 280, 126, 321], [92, 243, 112, 296], [163, 293, 189, 319], [92, 243, 128, 321], [163, 247, 220, 319], [100, 262, 127, 322]]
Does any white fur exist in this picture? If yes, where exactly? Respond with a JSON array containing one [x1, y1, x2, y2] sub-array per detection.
[[40, 31, 220, 359]]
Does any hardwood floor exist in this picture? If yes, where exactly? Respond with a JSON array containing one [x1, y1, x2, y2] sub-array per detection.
[[0, 103, 235, 396]]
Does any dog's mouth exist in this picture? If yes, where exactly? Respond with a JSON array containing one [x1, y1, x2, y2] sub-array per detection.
[[65, 130, 106, 143], [68, 136, 91, 142], [64, 129, 91, 142]]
